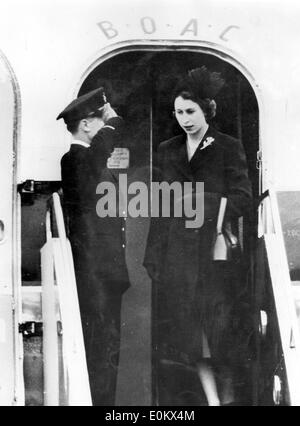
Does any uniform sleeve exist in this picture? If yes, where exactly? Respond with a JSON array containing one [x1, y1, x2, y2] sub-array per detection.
[[88, 116, 125, 177], [224, 137, 253, 219]]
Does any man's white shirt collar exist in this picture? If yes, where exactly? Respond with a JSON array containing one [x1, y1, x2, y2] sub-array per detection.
[[71, 140, 90, 148]]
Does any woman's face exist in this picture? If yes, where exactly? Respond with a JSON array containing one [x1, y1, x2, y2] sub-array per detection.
[[174, 96, 207, 136]]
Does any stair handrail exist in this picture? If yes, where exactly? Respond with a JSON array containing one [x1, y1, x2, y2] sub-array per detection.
[[43, 192, 92, 406], [260, 185, 300, 405]]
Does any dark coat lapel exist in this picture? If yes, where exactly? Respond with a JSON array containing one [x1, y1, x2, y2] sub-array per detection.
[[189, 126, 219, 174], [169, 127, 220, 180], [170, 134, 194, 181]]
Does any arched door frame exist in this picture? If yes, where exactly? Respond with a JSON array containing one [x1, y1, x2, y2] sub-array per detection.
[[0, 49, 21, 183], [70, 39, 263, 406], [73, 39, 265, 194]]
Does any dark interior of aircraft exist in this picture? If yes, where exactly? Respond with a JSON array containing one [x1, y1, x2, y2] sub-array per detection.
[[21, 49, 281, 406], [80, 50, 260, 406]]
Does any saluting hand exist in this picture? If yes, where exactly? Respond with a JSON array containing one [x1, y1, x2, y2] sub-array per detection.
[[102, 102, 118, 123]]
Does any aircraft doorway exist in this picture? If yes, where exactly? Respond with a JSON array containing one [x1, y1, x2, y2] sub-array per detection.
[[78, 49, 259, 406]]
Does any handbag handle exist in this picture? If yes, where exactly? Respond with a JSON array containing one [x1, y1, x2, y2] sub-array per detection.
[[216, 197, 227, 234]]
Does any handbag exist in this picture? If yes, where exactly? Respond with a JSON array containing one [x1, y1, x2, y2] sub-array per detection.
[[212, 197, 239, 261]]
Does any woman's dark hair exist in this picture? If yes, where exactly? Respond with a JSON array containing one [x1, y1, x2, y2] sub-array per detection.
[[173, 66, 225, 120], [173, 86, 217, 120]]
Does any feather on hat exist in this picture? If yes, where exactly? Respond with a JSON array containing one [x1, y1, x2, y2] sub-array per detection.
[[186, 66, 225, 99]]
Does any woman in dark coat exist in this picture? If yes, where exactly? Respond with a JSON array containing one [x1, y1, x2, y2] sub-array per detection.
[[144, 67, 252, 406]]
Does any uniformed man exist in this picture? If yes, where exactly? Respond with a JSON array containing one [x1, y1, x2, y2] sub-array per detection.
[[57, 87, 130, 406]]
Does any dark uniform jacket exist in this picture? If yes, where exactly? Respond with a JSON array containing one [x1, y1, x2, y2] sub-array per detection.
[[144, 126, 252, 365], [61, 117, 129, 316]]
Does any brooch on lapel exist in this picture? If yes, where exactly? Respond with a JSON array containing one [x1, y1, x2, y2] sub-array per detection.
[[200, 136, 215, 151]]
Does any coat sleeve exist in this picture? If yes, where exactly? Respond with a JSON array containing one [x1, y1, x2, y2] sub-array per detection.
[[223, 136, 253, 219]]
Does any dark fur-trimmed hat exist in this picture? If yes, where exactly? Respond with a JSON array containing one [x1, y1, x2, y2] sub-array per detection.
[[185, 66, 225, 99], [57, 87, 107, 124]]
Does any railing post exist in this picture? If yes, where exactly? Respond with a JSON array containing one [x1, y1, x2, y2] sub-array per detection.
[[41, 238, 59, 406], [43, 194, 92, 406]]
